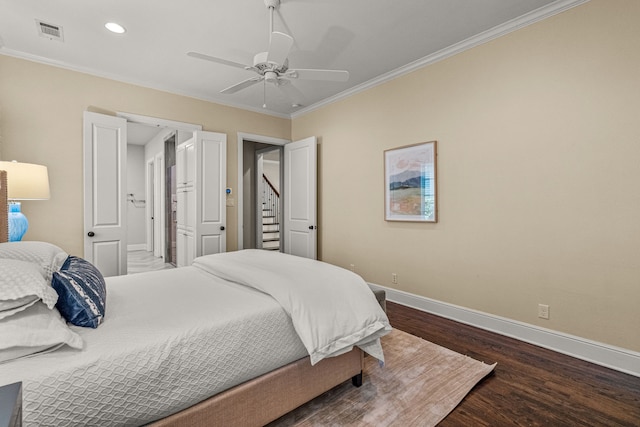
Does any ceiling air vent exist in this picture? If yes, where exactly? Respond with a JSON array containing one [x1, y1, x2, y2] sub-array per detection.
[[36, 20, 64, 41]]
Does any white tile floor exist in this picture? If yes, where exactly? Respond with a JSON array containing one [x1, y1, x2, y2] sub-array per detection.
[[127, 250, 175, 274]]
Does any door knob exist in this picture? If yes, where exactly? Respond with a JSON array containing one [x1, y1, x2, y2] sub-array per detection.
[[220, 226, 225, 231], [87, 231, 95, 237]]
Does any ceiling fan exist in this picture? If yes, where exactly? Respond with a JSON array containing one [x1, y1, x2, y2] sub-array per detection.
[[187, 0, 349, 108]]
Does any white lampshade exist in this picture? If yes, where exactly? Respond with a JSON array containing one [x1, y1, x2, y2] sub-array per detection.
[[0, 160, 50, 200]]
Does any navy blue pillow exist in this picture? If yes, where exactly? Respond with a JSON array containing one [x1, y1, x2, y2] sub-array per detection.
[[52, 256, 106, 328]]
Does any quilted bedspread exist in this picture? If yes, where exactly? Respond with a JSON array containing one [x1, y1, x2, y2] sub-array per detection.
[[0, 266, 307, 426]]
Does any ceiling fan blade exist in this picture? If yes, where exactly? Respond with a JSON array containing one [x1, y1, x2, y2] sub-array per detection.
[[220, 76, 264, 94], [187, 51, 252, 71], [278, 80, 306, 107], [287, 68, 349, 82], [266, 31, 294, 65]]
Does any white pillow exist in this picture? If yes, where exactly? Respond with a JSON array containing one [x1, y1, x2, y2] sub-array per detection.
[[0, 259, 59, 320], [0, 301, 83, 364], [0, 295, 40, 315], [0, 241, 69, 283]]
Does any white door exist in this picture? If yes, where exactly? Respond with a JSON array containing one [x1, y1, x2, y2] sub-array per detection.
[[255, 150, 265, 249], [83, 112, 127, 277], [195, 131, 227, 256], [153, 153, 164, 258], [284, 136, 317, 259], [146, 159, 154, 252]]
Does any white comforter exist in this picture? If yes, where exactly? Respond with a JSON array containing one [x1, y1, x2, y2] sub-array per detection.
[[193, 250, 392, 365]]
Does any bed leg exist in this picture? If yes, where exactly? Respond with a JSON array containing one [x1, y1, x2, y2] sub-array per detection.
[[351, 371, 363, 387]]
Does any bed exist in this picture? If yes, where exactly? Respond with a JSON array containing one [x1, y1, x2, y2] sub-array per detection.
[[0, 245, 390, 426]]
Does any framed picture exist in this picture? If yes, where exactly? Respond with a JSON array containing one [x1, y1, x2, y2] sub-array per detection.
[[384, 141, 437, 222]]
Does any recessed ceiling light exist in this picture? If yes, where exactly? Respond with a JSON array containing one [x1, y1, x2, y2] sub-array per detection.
[[105, 22, 126, 34]]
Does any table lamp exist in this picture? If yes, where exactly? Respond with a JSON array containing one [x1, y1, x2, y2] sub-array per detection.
[[0, 160, 50, 241]]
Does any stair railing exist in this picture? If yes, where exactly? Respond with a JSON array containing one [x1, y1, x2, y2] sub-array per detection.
[[262, 173, 280, 232]]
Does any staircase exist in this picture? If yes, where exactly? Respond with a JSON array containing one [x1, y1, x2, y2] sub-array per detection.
[[261, 174, 280, 251]]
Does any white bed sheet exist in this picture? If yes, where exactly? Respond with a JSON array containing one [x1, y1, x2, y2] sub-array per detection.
[[0, 266, 307, 427]]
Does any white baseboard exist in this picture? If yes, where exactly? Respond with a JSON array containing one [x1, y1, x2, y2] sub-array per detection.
[[368, 283, 640, 378], [127, 244, 147, 252]]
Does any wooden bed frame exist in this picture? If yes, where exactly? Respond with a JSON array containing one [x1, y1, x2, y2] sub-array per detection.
[[0, 171, 7, 244], [150, 347, 364, 427]]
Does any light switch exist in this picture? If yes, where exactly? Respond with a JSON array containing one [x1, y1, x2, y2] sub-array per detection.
[[226, 198, 235, 207]]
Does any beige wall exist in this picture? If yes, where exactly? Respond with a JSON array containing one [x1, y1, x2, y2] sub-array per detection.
[[292, 0, 640, 352], [0, 55, 290, 255]]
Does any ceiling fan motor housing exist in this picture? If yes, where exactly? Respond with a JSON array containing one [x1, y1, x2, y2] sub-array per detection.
[[253, 52, 288, 73]]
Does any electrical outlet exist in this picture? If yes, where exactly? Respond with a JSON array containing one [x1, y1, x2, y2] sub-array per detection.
[[392, 273, 398, 284], [349, 264, 355, 272], [538, 304, 550, 320]]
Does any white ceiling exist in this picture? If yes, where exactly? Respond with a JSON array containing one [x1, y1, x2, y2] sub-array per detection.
[[0, 0, 584, 118], [127, 122, 164, 146]]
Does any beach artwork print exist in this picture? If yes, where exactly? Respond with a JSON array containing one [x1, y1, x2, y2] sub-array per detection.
[[384, 141, 437, 222]]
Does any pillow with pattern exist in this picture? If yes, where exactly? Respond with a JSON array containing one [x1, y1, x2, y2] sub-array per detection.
[[0, 241, 68, 284], [52, 256, 106, 328], [0, 259, 59, 320]]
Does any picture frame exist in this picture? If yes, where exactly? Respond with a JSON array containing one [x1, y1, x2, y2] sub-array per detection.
[[384, 141, 437, 222]]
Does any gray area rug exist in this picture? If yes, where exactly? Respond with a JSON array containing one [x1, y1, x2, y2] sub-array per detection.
[[269, 329, 496, 426]]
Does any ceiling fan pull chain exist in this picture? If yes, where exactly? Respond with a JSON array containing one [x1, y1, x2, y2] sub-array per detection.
[[263, 80, 267, 109]]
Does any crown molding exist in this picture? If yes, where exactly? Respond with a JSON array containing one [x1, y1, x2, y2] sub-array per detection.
[[291, 0, 590, 119]]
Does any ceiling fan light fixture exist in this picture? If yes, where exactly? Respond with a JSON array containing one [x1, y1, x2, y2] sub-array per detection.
[[105, 22, 126, 34], [264, 71, 278, 84]]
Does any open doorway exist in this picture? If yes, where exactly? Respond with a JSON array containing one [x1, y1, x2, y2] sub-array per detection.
[[126, 122, 164, 253], [120, 114, 201, 274], [237, 133, 318, 259], [126, 124, 175, 274], [238, 134, 288, 251], [256, 146, 283, 251]]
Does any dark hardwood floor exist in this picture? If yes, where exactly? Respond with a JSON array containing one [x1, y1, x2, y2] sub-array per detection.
[[386, 302, 640, 426]]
